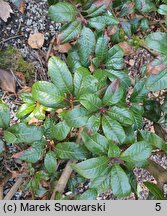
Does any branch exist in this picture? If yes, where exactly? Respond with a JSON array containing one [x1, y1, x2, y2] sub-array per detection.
[[3, 177, 23, 200], [146, 159, 167, 190]]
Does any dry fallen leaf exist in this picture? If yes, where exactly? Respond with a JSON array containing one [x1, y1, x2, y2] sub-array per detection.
[[95, 0, 112, 8], [118, 42, 134, 56], [0, 69, 16, 93], [107, 25, 118, 36], [0, 0, 13, 22], [56, 43, 72, 53], [28, 116, 42, 125], [28, 32, 44, 49], [146, 63, 167, 75]]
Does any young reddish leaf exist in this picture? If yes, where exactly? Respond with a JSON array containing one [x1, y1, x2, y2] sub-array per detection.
[[118, 42, 134, 56], [56, 43, 72, 53]]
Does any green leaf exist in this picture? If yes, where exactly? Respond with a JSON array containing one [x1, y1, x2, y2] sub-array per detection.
[[76, 189, 98, 200], [86, 4, 106, 18], [32, 81, 63, 108], [20, 92, 35, 104], [125, 170, 137, 194], [146, 68, 167, 91], [50, 121, 71, 141], [74, 67, 98, 98], [44, 151, 57, 174], [0, 139, 4, 155], [95, 34, 109, 64], [103, 80, 124, 105], [58, 21, 82, 43], [89, 170, 111, 194], [48, 56, 73, 93], [62, 107, 90, 128], [143, 99, 161, 122], [33, 104, 45, 120], [130, 79, 149, 103], [145, 32, 167, 55], [17, 103, 35, 119], [130, 104, 144, 129], [55, 142, 89, 160], [0, 100, 10, 129], [111, 164, 131, 198], [80, 94, 102, 112], [107, 106, 134, 126], [121, 20, 132, 38], [81, 130, 109, 155], [13, 142, 45, 163], [106, 69, 131, 88], [67, 48, 81, 71], [4, 123, 43, 144], [158, 4, 167, 15], [139, 130, 167, 152], [72, 156, 109, 179], [48, 2, 77, 22], [120, 141, 152, 163], [105, 45, 124, 70], [86, 114, 101, 133], [78, 27, 96, 67], [144, 182, 164, 200], [108, 143, 121, 158], [102, 115, 126, 144], [122, 126, 135, 145], [140, 18, 149, 31], [134, 0, 156, 13]]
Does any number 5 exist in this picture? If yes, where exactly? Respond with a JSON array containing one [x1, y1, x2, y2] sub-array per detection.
[[155, 203, 161, 211]]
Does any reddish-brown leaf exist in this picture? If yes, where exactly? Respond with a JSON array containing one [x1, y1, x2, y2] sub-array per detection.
[[146, 63, 167, 75], [94, 0, 112, 8], [0, 69, 16, 93], [56, 43, 72, 53], [118, 42, 134, 56]]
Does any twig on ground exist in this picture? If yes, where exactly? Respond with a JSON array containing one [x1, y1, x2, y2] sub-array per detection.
[[0, 35, 23, 45], [0, 174, 11, 200], [146, 159, 167, 190], [3, 177, 23, 200], [46, 36, 56, 62]]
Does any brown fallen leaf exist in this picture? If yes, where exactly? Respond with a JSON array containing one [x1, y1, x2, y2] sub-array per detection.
[[28, 32, 44, 49], [15, 72, 26, 85], [28, 116, 42, 125], [146, 63, 167, 75], [94, 0, 112, 8], [56, 43, 72, 53], [0, 0, 13, 22], [0, 69, 16, 93], [118, 41, 134, 56]]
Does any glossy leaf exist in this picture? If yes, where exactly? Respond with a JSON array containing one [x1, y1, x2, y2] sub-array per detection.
[[81, 130, 109, 155], [158, 4, 167, 15], [48, 56, 73, 93], [145, 32, 167, 55], [48, 2, 77, 22], [86, 114, 101, 133], [55, 142, 89, 160], [130, 104, 144, 129], [120, 141, 153, 163], [58, 20, 82, 44], [102, 115, 126, 144], [107, 106, 134, 126], [103, 80, 124, 105], [0, 139, 4, 155], [44, 151, 57, 174], [76, 189, 98, 200], [17, 103, 35, 119], [50, 121, 71, 141], [32, 81, 63, 108], [144, 182, 164, 200], [62, 107, 90, 128], [4, 123, 43, 144], [72, 156, 109, 179], [80, 94, 102, 112], [78, 27, 96, 67], [111, 164, 131, 198], [108, 143, 121, 158], [0, 100, 10, 129]]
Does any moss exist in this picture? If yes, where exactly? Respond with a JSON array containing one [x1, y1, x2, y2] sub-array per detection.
[[0, 46, 34, 81]]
